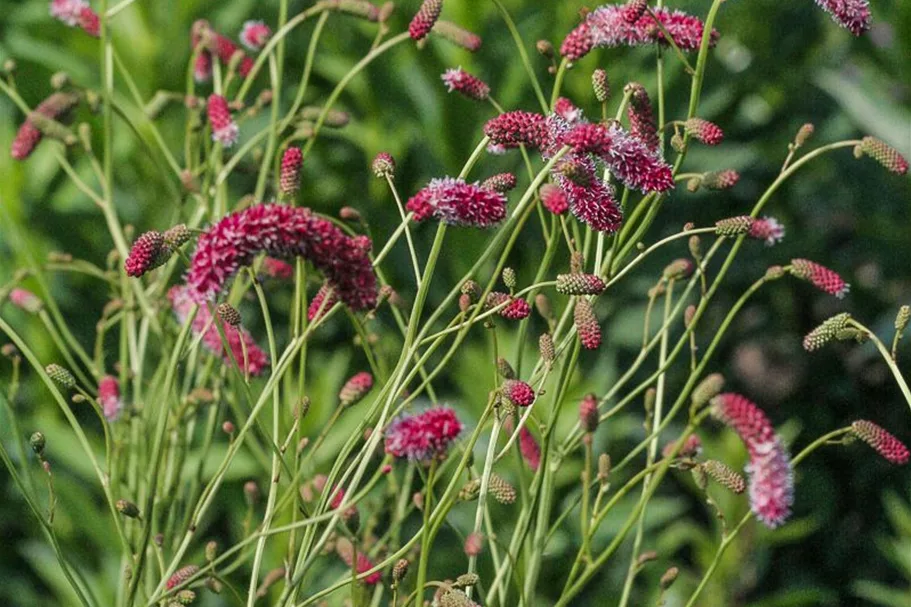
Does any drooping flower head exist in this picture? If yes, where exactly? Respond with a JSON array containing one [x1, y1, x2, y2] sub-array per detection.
[[813, 0, 871, 36], [857, 136, 908, 175], [711, 393, 794, 528], [339, 372, 374, 408], [431, 20, 482, 51], [685, 118, 724, 146], [409, 0, 442, 41], [789, 259, 849, 299], [169, 286, 270, 376], [384, 406, 462, 461], [851, 420, 909, 465], [560, 5, 719, 61], [124, 231, 170, 277], [207, 94, 239, 147], [441, 68, 490, 101], [11, 92, 80, 160], [98, 375, 122, 421], [406, 177, 507, 228], [239, 20, 271, 51], [185, 203, 377, 312]]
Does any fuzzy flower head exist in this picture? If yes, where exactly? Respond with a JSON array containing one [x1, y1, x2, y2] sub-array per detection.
[[169, 286, 270, 376], [851, 420, 909, 465], [553, 97, 584, 124], [124, 231, 169, 277], [711, 393, 794, 528], [279, 147, 303, 198], [441, 68, 490, 101], [185, 203, 377, 311], [685, 118, 724, 146], [406, 177, 507, 228], [540, 184, 568, 215], [207, 94, 239, 147], [50, 0, 99, 37], [486, 292, 531, 320], [239, 20, 271, 51], [789, 259, 849, 299], [384, 406, 463, 461], [502, 379, 535, 407], [814, 0, 871, 36], [560, 5, 719, 61], [372, 152, 396, 179], [98, 375, 122, 421]]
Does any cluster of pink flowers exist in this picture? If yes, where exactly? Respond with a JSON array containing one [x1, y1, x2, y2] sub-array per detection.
[[789, 259, 849, 299], [261, 257, 294, 280], [49, 0, 99, 37], [502, 379, 535, 407], [484, 100, 672, 233], [441, 68, 490, 101], [207, 94, 239, 147], [339, 371, 373, 407], [384, 406, 462, 461], [335, 538, 382, 585], [169, 286, 269, 376], [486, 292, 531, 320], [560, 3, 719, 61], [748, 217, 785, 246], [626, 83, 659, 151], [191, 19, 254, 83], [814, 0, 870, 36], [579, 393, 599, 433], [184, 203, 377, 312], [406, 177, 508, 228], [279, 147, 303, 198], [239, 20, 271, 51], [711, 393, 794, 528], [11, 92, 80, 161], [663, 434, 703, 459], [98, 375, 122, 421]]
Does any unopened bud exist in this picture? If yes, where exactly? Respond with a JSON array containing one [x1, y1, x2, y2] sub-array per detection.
[[895, 305, 910, 332], [222, 421, 235, 434], [339, 206, 361, 221], [116, 499, 141, 519], [636, 550, 658, 566], [684, 305, 697, 329], [497, 357, 516, 379], [688, 235, 702, 261], [30, 432, 46, 455], [660, 566, 679, 590], [597, 453, 611, 486], [244, 481, 260, 506], [691, 373, 724, 408], [539, 333, 555, 365], [216, 303, 241, 327], [46, 364, 75, 389], [536, 39, 554, 58], [535, 293, 552, 322], [205, 541, 218, 562], [502, 267, 516, 289], [392, 558, 409, 584], [795, 123, 814, 147]]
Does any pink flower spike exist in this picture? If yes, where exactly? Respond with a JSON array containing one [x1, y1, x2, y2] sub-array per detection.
[[11, 92, 80, 161], [261, 257, 294, 280], [308, 284, 339, 322], [789, 259, 849, 299], [384, 406, 462, 461], [711, 393, 794, 529], [279, 147, 303, 198], [553, 97, 583, 124], [50, 0, 97, 35], [487, 292, 531, 320], [240, 20, 271, 51], [626, 83, 659, 151], [813, 0, 870, 36], [484, 111, 550, 151], [602, 123, 674, 193], [193, 53, 213, 83], [441, 68, 490, 101], [685, 118, 724, 145], [851, 420, 909, 465], [77, 4, 99, 37], [185, 204, 377, 311], [405, 177, 507, 228], [748, 217, 785, 246], [168, 286, 270, 376], [124, 231, 167, 277], [207, 94, 239, 147], [519, 426, 541, 471], [409, 0, 442, 41], [502, 380, 535, 407], [98, 375, 122, 421]]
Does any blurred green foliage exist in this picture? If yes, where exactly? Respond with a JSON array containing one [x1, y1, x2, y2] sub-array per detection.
[[1, 1, 910, 605]]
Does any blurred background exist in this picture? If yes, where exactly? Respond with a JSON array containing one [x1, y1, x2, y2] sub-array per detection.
[[1, 0, 910, 605]]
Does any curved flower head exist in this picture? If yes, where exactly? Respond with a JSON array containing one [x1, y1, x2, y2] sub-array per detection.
[[409, 0, 442, 41], [858, 136, 908, 175], [11, 92, 80, 161], [851, 420, 909, 464], [185, 203, 377, 312], [406, 177, 507, 228], [125, 231, 169, 277], [384, 406, 462, 461], [685, 118, 724, 146], [748, 217, 785, 246], [711, 393, 794, 528]]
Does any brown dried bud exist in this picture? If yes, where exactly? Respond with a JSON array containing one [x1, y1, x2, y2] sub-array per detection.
[[536, 39, 554, 58], [497, 357, 516, 380], [453, 572, 480, 589], [660, 566, 679, 590], [205, 541, 218, 562], [636, 550, 658, 566], [392, 558, 409, 583], [688, 235, 702, 261], [597, 453, 611, 486], [116, 499, 141, 519], [702, 460, 746, 493], [216, 303, 241, 327], [244, 481, 260, 506], [895, 305, 910, 332]]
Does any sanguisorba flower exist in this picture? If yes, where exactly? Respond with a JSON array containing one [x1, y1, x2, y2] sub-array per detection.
[[98, 375, 122, 421], [539, 184, 568, 215], [239, 20, 271, 51], [481, 173, 517, 194], [574, 298, 601, 350], [409, 0, 442, 41], [191, 20, 255, 81], [714, 216, 784, 246], [339, 372, 373, 408], [124, 231, 170, 277], [851, 420, 910, 465], [11, 92, 80, 161], [486, 292, 531, 320], [441, 67, 490, 101], [9, 288, 43, 314], [560, 4, 719, 61], [185, 203, 377, 312], [431, 20, 482, 52], [169, 286, 270, 376], [813, 0, 870, 36], [789, 258, 849, 299], [384, 406, 462, 462], [857, 136, 909, 175], [279, 147, 303, 199], [711, 393, 794, 528], [261, 257, 294, 280], [50, 0, 100, 37], [336, 538, 382, 585], [207, 94, 239, 147], [625, 83, 659, 151], [519, 426, 541, 471], [406, 177, 507, 228], [684, 118, 724, 146], [502, 379, 535, 407]]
